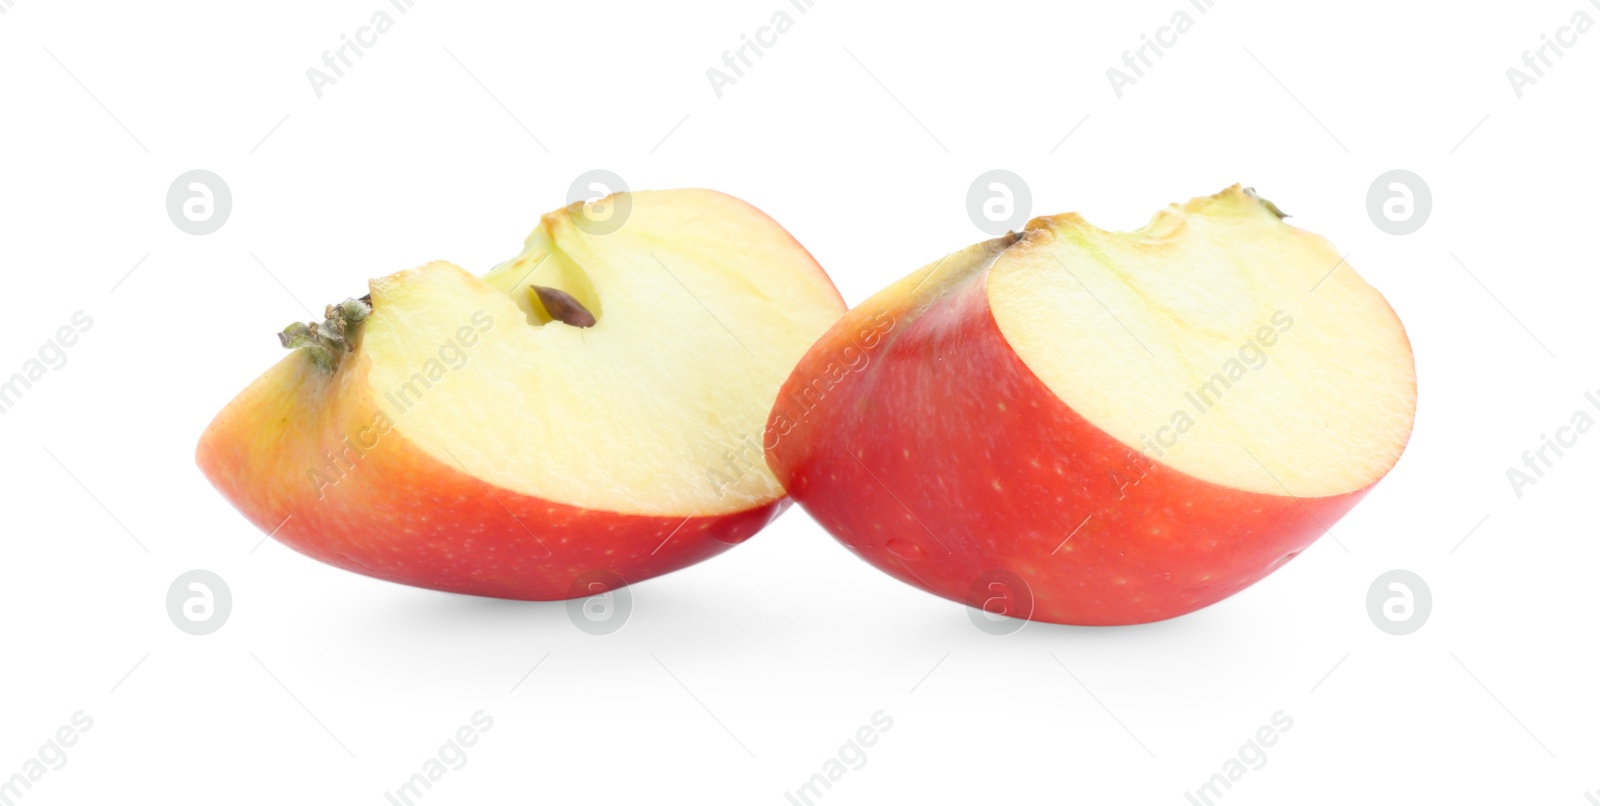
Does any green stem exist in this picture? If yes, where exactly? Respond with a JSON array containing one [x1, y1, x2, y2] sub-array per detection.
[[279, 296, 372, 372]]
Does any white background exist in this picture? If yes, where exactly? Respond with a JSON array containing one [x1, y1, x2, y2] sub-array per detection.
[[1, 0, 1596, 803]]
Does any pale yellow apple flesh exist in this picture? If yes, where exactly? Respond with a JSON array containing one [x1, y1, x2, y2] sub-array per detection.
[[988, 187, 1416, 496], [372, 190, 845, 516]]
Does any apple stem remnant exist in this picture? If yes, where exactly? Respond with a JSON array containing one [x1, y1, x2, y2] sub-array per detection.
[[531, 285, 597, 328], [278, 295, 373, 372], [1243, 187, 1289, 219]]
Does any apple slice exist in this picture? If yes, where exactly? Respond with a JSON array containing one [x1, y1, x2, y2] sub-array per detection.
[[198, 189, 845, 600], [765, 186, 1416, 626]]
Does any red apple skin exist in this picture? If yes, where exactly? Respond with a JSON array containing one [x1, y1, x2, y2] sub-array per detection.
[[198, 351, 786, 601], [765, 262, 1374, 626]]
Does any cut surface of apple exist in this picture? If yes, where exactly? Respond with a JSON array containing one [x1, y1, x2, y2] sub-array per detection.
[[987, 188, 1414, 498], [766, 185, 1416, 625], [391, 193, 843, 516], [198, 189, 845, 600]]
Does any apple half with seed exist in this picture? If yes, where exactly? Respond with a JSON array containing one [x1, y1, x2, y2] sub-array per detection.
[[198, 190, 845, 600], [765, 185, 1416, 626]]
